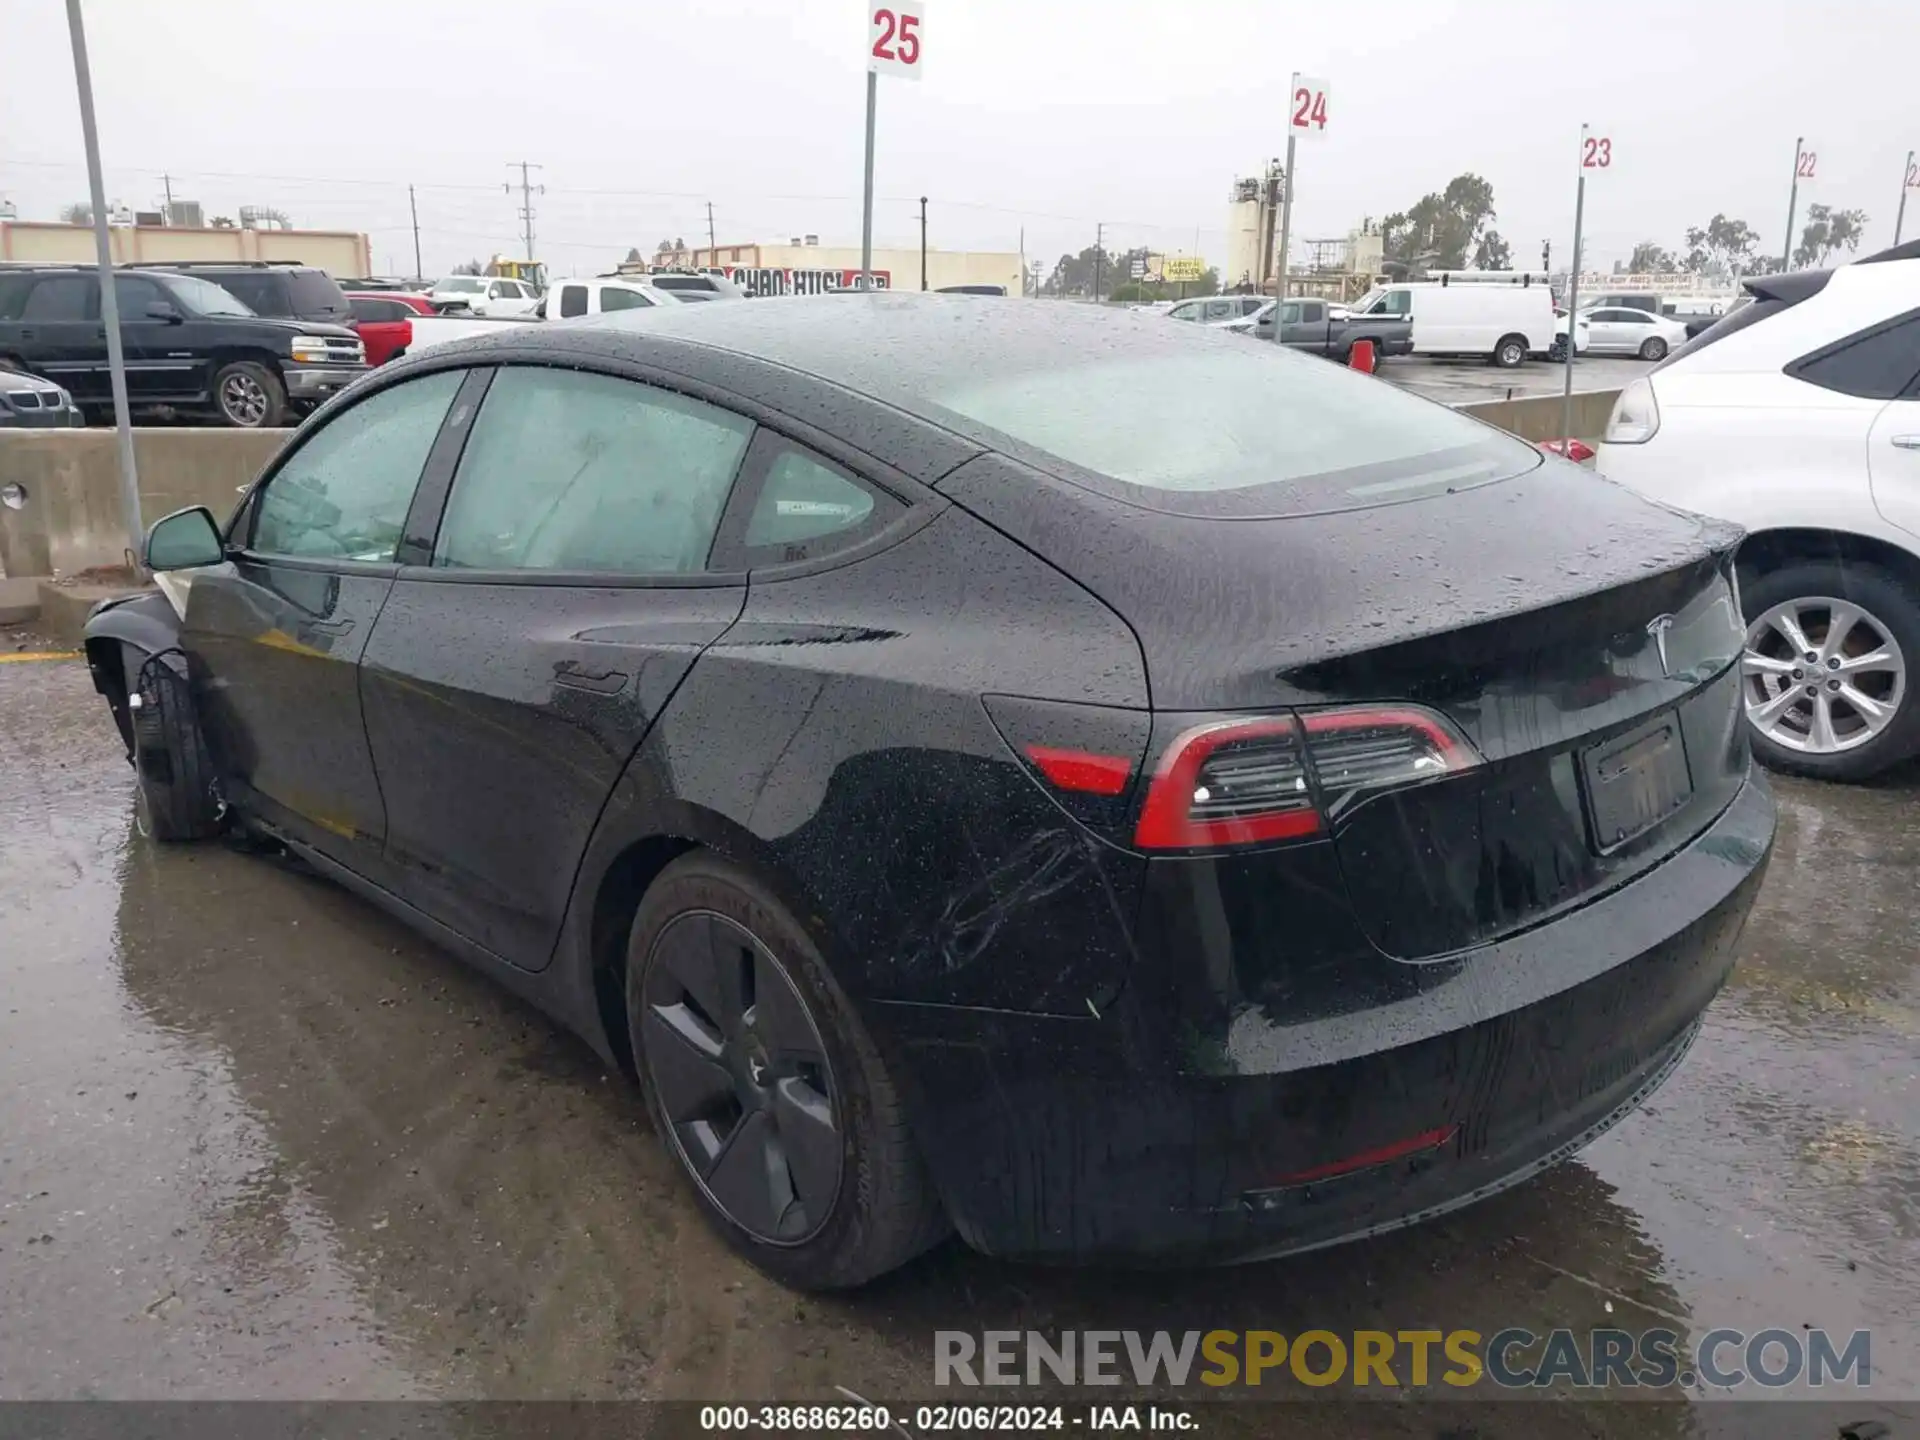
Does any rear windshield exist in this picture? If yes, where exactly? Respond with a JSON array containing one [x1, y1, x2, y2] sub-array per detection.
[[438, 277, 485, 292], [289, 270, 349, 318], [929, 346, 1539, 518]]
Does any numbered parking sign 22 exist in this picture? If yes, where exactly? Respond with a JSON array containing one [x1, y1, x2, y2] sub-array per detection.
[[1289, 75, 1330, 140], [1796, 144, 1819, 184], [869, 2, 925, 78], [1580, 127, 1614, 174]]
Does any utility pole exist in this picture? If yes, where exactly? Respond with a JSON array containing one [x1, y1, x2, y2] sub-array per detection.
[[919, 196, 928, 290], [1897, 151, 1914, 246], [408, 184, 422, 280], [706, 201, 717, 255], [65, 0, 140, 569], [505, 161, 544, 264], [1541, 238, 1551, 272], [1782, 136, 1803, 272], [161, 172, 174, 214], [1093, 222, 1104, 303]]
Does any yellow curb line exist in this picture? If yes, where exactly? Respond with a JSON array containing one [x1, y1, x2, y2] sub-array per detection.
[[0, 650, 82, 663]]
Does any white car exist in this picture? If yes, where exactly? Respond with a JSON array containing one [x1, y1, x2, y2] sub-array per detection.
[[1576, 305, 1690, 360], [1595, 240, 1920, 780], [536, 277, 683, 319], [1165, 295, 1266, 324], [1552, 310, 1593, 359], [429, 275, 541, 317]]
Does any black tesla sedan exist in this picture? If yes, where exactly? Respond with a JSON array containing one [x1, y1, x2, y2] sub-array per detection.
[[85, 295, 1774, 1290]]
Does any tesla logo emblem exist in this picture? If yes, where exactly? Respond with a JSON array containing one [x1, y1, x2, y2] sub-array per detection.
[[1647, 614, 1675, 676]]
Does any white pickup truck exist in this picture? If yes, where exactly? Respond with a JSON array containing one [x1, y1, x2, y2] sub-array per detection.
[[405, 279, 683, 356]]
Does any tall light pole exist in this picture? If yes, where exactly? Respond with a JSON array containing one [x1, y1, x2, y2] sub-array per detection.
[[919, 196, 928, 290], [1782, 136, 1804, 272], [1897, 151, 1914, 246], [65, 0, 141, 569]]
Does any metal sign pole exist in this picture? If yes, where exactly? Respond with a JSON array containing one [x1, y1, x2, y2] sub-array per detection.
[[1782, 135, 1803, 272], [1561, 129, 1588, 455], [859, 70, 877, 291], [65, 0, 141, 569], [1897, 150, 1913, 246], [1269, 131, 1297, 343]]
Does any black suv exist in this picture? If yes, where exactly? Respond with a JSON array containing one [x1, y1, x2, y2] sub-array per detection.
[[0, 266, 365, 427], [139, 260, 355, 328]]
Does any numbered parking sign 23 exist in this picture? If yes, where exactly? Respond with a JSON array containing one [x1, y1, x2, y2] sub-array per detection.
[[869, 2, 925, 78], [1289, 75, 1330, 139], [1579, 125, 1614, 175]]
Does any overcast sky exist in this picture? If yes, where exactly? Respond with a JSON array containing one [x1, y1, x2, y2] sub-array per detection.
[[2, 0, 1916, 279]]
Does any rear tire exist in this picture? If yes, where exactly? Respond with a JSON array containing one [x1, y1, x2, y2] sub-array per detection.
[[212, 361, 287, 428], [1738, 559, 1920, 781], [1491, 334, 1528, 368], [122, 645, 224, 841], [626, 851, 948, 1289], [1639, 336, 1669, 361]]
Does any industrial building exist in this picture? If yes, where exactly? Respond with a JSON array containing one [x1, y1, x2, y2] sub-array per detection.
[[0, 220, 372, 278], [661, 238, 1024, 296], [1224, 165, 1386, 302]]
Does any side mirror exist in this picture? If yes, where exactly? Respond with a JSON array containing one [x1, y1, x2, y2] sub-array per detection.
[[145, 505, 225, 572], [145, 300, 182, 323]]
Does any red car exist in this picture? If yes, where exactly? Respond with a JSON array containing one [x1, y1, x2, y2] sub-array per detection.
[[344, 292, 431, 366]]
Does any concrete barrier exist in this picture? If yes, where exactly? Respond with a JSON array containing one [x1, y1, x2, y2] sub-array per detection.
[[0, 428, 289, 579], [1457, 388, 1620, 445], [0, 387, 1624, 583]]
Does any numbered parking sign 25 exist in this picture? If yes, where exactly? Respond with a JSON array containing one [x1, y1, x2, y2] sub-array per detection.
[[1579, 126, 1614, 174], [1289, 75, 1330, 140], [869, 2, 925, 79]]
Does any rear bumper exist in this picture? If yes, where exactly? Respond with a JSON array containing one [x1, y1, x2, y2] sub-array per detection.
[[283, 362, 368, 401], [871, 767, 1774, 1265]]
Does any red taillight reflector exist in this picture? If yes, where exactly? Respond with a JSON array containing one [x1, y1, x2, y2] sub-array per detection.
[[1134, 717, 1320, 850], [1269, 1124, 1458, 1186], [1025, 744, 1133, 797]]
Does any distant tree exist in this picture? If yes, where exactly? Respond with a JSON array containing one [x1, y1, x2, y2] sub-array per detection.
[[625, 247, 644, 264], [209, 215, 236, 229], [60, 202, 92, 225], [1681, 215, 1761, 281], [1627, 241, 1678, 273], [1382, 173, 1498, 274], [1793, 204, 1869, 270], [451, 258, 485, 275], [655, 238, 675, 254], [1471, 230, 1512, 270], [1044, 243, 1122, 298], [674, 236, 686, 250]]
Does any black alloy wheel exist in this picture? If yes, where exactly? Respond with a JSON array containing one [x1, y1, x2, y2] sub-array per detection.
[[639, 910, 843, 1244]]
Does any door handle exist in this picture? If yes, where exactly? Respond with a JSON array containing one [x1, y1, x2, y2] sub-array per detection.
[[1892, 435, 1920, 451], [554, 660, 629, 694], [305, 617, 354, 635]]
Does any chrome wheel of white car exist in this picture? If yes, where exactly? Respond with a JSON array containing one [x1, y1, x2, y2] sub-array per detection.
[[1742, 596, 1906, 755]]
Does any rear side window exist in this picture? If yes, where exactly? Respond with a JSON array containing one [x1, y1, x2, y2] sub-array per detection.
[[1788, 311, 1920, 400], [600, 287, 654, 311], [215, 273, 284, 314], [739, 445, 892, 560], [557, 285, 588, 318], [252, 370, 464, 561], [21, 277, 93, 321], [0, 275, 32, 321], [434, 367, 754, 575], [349, 297, 408, 323]]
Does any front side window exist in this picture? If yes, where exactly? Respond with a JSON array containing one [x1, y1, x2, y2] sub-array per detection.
[[114, 276, 168, 317], [599, 287, 654, 311], [433, 367, 754, 575], [1278, 302, 1302, 324], [252, 370, 464, 561], [1166, 301, 1199, 321]]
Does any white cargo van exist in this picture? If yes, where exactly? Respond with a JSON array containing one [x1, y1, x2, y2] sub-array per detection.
[[1350, 282, 1554, 367]]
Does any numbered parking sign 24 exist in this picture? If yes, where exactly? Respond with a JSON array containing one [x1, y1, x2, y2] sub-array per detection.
[[1579, 125, 1614, 174], [1289, 75, 1330, 139], [869, 2, 925, 78]]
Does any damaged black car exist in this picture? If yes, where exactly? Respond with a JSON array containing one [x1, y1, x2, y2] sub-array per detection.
[[83, 295, 1774, 1289]]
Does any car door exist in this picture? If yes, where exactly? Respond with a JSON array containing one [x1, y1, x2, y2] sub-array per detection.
[[15, 275, 103, 398], [357, 363, 757, 969], [111, 274, 194, 401], [1584, 308, 1630, 354], [181, 367, 470, 872], [1813, 313, 1920, 538]]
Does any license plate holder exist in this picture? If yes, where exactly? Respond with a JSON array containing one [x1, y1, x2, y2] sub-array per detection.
[[1580, 710, 1693, 854]]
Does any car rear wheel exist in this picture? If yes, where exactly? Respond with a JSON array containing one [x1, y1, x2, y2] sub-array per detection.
[[1491, 334, 1528, 368], [1739, 560, 1920, 781], [213, 361, 287, 428], [1639, 336, 1670, 361], [122, 645, 224, 841], [626, 852, 947, 1289]]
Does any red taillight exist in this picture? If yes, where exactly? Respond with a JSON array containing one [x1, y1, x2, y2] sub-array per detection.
[[1134, 717, 1319, 849], [1267, 1124, 1458, 1186], [1133, 705, 1479, 851], [1024, 745, 1132, 796]]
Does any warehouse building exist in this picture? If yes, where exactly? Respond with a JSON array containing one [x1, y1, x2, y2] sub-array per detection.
[[660, 238, 1023, 296]]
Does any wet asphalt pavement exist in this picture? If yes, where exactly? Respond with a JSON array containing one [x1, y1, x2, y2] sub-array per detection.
[[1, 653, 1915, 1433]]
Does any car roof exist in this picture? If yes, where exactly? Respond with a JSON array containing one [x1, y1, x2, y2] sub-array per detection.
[[1663, 254, 1920, 377]]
